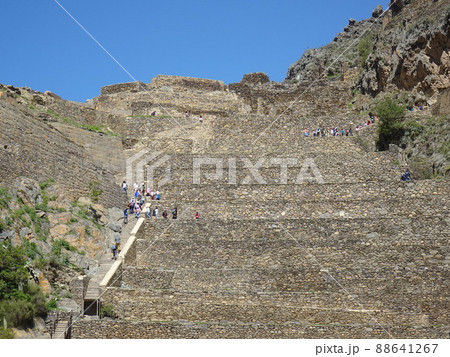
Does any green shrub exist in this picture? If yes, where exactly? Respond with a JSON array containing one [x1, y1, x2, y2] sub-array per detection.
[[22, 241, 40, 260], [51, 239, 76, 256], [25, 283, 47, 317], [0, 243, 29, 300], [100, 303, 117, 318], [0, 283, 47, 329]]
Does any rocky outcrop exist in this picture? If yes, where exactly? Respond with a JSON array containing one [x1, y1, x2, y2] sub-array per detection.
[[432, 87, 450, 115], [286, 1, 449, 102], [286, 6, 384, 81], [0, 178, 127, 309], [359, 0, 450, 98]]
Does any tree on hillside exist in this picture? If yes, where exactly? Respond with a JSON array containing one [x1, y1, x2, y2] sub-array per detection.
[[376, 98, 406, 151]]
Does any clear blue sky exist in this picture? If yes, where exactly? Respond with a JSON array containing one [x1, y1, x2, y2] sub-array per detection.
[[0, 0, 389, 102]]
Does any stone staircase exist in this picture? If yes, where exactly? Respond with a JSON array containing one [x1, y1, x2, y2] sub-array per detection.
[[72, 112, 449, 338], [82, 216, 136, 315]]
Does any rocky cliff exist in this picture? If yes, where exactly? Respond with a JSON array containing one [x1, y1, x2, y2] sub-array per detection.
[[359, 0, 450, 99], [286, 0, 450, 101]]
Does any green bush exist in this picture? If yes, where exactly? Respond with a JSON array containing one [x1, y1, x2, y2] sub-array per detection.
[[0, 327, 14, 339], [0, 243, 29, 300], [375, 98, 406, 150], [0, 242, 48, 328], [51, 239, 77, 256], [46, 299, 58, 310], [100, 303, 117, 318], [0, 283, 47, 329]]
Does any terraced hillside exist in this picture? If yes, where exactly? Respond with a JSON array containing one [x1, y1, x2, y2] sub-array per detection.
[[72, 110, 449, 339]]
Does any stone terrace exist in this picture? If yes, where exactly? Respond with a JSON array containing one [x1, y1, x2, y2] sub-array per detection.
[[73, 103, 449, 339]]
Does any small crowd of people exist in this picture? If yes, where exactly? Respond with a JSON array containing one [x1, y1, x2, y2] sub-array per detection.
[[121, 181, 176, 220], [303, 114, 377, 138], [114, 181, 200, 258]]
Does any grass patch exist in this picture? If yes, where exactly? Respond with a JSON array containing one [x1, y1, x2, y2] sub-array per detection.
[[0, 187, 11, 209], [39, 179, 55, 191], [88, 181, 103, 202], [51, 239, 78, 256], [60, 117, 118, 136], [46, 299, 58, 310]]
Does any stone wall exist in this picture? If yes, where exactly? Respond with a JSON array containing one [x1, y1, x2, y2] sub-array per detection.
[[0, 98, 124, 208], [72, 319, 449, 339], [97, 285, 447, 325], [69, 276, 90, 310], [150, 75, 226, 92], [101, 82, 148, 95]]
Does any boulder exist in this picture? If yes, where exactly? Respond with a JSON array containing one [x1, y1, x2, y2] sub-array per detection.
[[0, 230, 16, 241], [32, 94, 45, 106], [15, 177, 41, 206], [57, 298, 81, 313], [39, 272, 52, 294], [44, 91, 61, 100], [367, 232, 380, 239], [372, 5, 383, 18], [19, 227, 32, 239], [77, 196, 92, 207], [108, 207, 124, 222], [432, 87, 450, 116], [106, 221, 122, 233], [91, 203, 108, 225]]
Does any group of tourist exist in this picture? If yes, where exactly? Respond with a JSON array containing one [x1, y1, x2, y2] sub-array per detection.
[[303, 114, 377, 138], [121, 181, 179, 221]]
